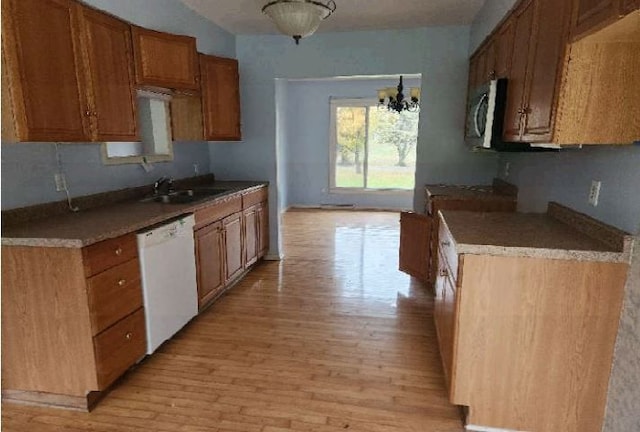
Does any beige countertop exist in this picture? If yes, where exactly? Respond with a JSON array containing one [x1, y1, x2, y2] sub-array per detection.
[[426, 185, 515, 201], [2, 181, 267, 248], [439, 204, 633, 263]]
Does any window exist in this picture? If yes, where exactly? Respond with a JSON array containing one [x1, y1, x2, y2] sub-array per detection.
[[102, 91, 174, 165], [330, 98, 418, 191]]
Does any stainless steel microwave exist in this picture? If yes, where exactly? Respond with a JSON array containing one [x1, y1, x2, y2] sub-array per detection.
[[465, 78, 556, 152], [465, 78, 508, 149]]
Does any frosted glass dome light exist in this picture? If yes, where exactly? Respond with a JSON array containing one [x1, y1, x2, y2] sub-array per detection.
[[262, 0, 337, 45]]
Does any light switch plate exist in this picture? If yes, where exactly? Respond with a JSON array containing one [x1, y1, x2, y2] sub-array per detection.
[[589, 180, 601, 206]]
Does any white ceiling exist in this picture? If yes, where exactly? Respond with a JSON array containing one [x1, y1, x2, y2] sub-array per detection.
[[180, 0, 486, 35]]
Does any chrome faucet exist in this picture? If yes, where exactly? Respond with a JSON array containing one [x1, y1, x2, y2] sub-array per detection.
[[153, 176, 174, 195]]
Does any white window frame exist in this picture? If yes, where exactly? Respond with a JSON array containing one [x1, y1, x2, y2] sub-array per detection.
[[329, 98, 415, 194]]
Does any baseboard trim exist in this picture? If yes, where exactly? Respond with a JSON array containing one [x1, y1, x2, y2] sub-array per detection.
[[466, 425, 521, 432], [285, 204, 409, 213], [2, 389, 103, 412], [264, 253, 283, 261]]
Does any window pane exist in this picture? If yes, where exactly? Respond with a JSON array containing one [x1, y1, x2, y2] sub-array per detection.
[[335, 106, 366, 188], [367, 107, 418, 190]]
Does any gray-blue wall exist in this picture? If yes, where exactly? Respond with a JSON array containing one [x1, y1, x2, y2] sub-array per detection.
[[284, 77, 420, 210], [1, 0, 236, 210], [471, 2, 640, 431], [210, 27, 499, 257]]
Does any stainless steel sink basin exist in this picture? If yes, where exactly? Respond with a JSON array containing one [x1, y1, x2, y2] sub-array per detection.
[[140, 188, 231, 204]]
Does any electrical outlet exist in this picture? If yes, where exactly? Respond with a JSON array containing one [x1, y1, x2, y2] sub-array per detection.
[[54, 173, 67, 192], [589, 180, 601, 206], [193, 163, 199, 175]]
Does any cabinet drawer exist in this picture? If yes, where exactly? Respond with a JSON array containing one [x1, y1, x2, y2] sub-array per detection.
[[242, 187, 267, 209], [83, 234, 138, 277], [194, 195, 241, 229], [87, 259, 143, 335], [93, 308, 146, 390], [438, 222, 459, 284]]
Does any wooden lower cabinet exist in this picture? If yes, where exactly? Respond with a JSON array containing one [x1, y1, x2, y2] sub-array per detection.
[[193, 186, 269, 310], [243, 206, 259, 268], [1, 233, 146, 410], [194, 221, 224, 308], [435, 217, 628, 432], [398, 212, 432, 282], [257, 201, 269, 258], [223, 212, 244, 283]]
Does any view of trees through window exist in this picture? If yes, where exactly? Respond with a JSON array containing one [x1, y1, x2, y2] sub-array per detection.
[[333, 102, 418, 190]]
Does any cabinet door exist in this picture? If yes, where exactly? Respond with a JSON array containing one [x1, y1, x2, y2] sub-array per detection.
[[2, 0, 90, 141], [257, 201, 269, 258], [79, 6, 137, 141], [502, 0, 535, 141], [573, 0, 621, 40], [434, 252, 456, 391], [223, 213, 244, 283], [200, 54, 241, 141], [171, 93, 204, 141], [495, 19, 516, 78], [483, 40, 497, 81], [621, 0, 639, 13], [194, 222, 224, 308], [474, 47, 488, 86], [131, 26, 199, 90], [522, 0, 572, 142], [243, 206, 259, 269], [399, 212, 432, 282]]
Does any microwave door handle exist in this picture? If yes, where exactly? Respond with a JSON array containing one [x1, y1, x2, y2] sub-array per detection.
[[474, 93, 488, 138]]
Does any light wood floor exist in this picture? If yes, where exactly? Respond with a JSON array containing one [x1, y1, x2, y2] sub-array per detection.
[[2, 210, 464, 432]]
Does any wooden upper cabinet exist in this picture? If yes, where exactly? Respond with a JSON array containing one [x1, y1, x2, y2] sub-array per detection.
[[572, 0, 621, 40], [171, 93, 204, 141], [2, 0, 90, 142], [495, 19, 516, 78], [521, 0, 572, 142], [78, 6, 137, 141], [502, 0, 535, 142], [483, 40, 497, 81], [200, 54, 242, 141], [621, 0, 640, 13], [131, 27, 199, 90]]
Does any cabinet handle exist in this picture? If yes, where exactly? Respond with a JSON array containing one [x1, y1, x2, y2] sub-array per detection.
[[85, 110, 92, 117], [125, 332, 133, 340], [441, 240, 451, 247], [440, 268, 449, 277], [517, 108, 525, 115], [115, 247, 123, 256], [118, 279, 126, 286]]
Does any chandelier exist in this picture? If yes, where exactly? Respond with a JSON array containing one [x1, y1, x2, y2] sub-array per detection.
[[377, 76, 420, 113], [262, 0, 337, 45]]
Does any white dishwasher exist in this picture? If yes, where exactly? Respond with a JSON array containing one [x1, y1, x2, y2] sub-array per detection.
[[137, 214, 198, 354]]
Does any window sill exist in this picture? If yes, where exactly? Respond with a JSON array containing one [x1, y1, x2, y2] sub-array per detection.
[[329, 188, 414, 195]]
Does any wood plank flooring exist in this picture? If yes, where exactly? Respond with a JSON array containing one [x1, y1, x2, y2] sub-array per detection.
[[1, 210, 464, 432]]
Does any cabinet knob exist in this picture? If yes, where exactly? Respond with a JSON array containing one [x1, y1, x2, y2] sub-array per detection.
[[440, 268, 449, 277], [115, 247, 123, 256], [92, 111, 98, 117], [118, 279, 126, 286], [125, 332, 133, 340], [441, 240, 451, 247], [517, 108, 525, 115], [85, 110, 92, 117]]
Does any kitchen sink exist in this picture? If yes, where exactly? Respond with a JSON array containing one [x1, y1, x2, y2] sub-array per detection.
[[141, 188, 231, 204]]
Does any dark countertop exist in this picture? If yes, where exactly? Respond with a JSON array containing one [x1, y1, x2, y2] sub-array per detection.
[[2, 181, 267, 248]]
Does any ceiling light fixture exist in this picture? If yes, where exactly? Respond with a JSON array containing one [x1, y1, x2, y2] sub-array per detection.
[[377, 76, 420, 113], [262, 0, 337, 45]]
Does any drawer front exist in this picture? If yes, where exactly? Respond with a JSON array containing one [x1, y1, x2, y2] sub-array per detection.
[[87, 259, 143, 335], [242, 187, 268, 209], [83, 234, 138, 277], [94, 308, 146, 390], [438, 222, 459, 284], [194, 195, 242, 229]]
